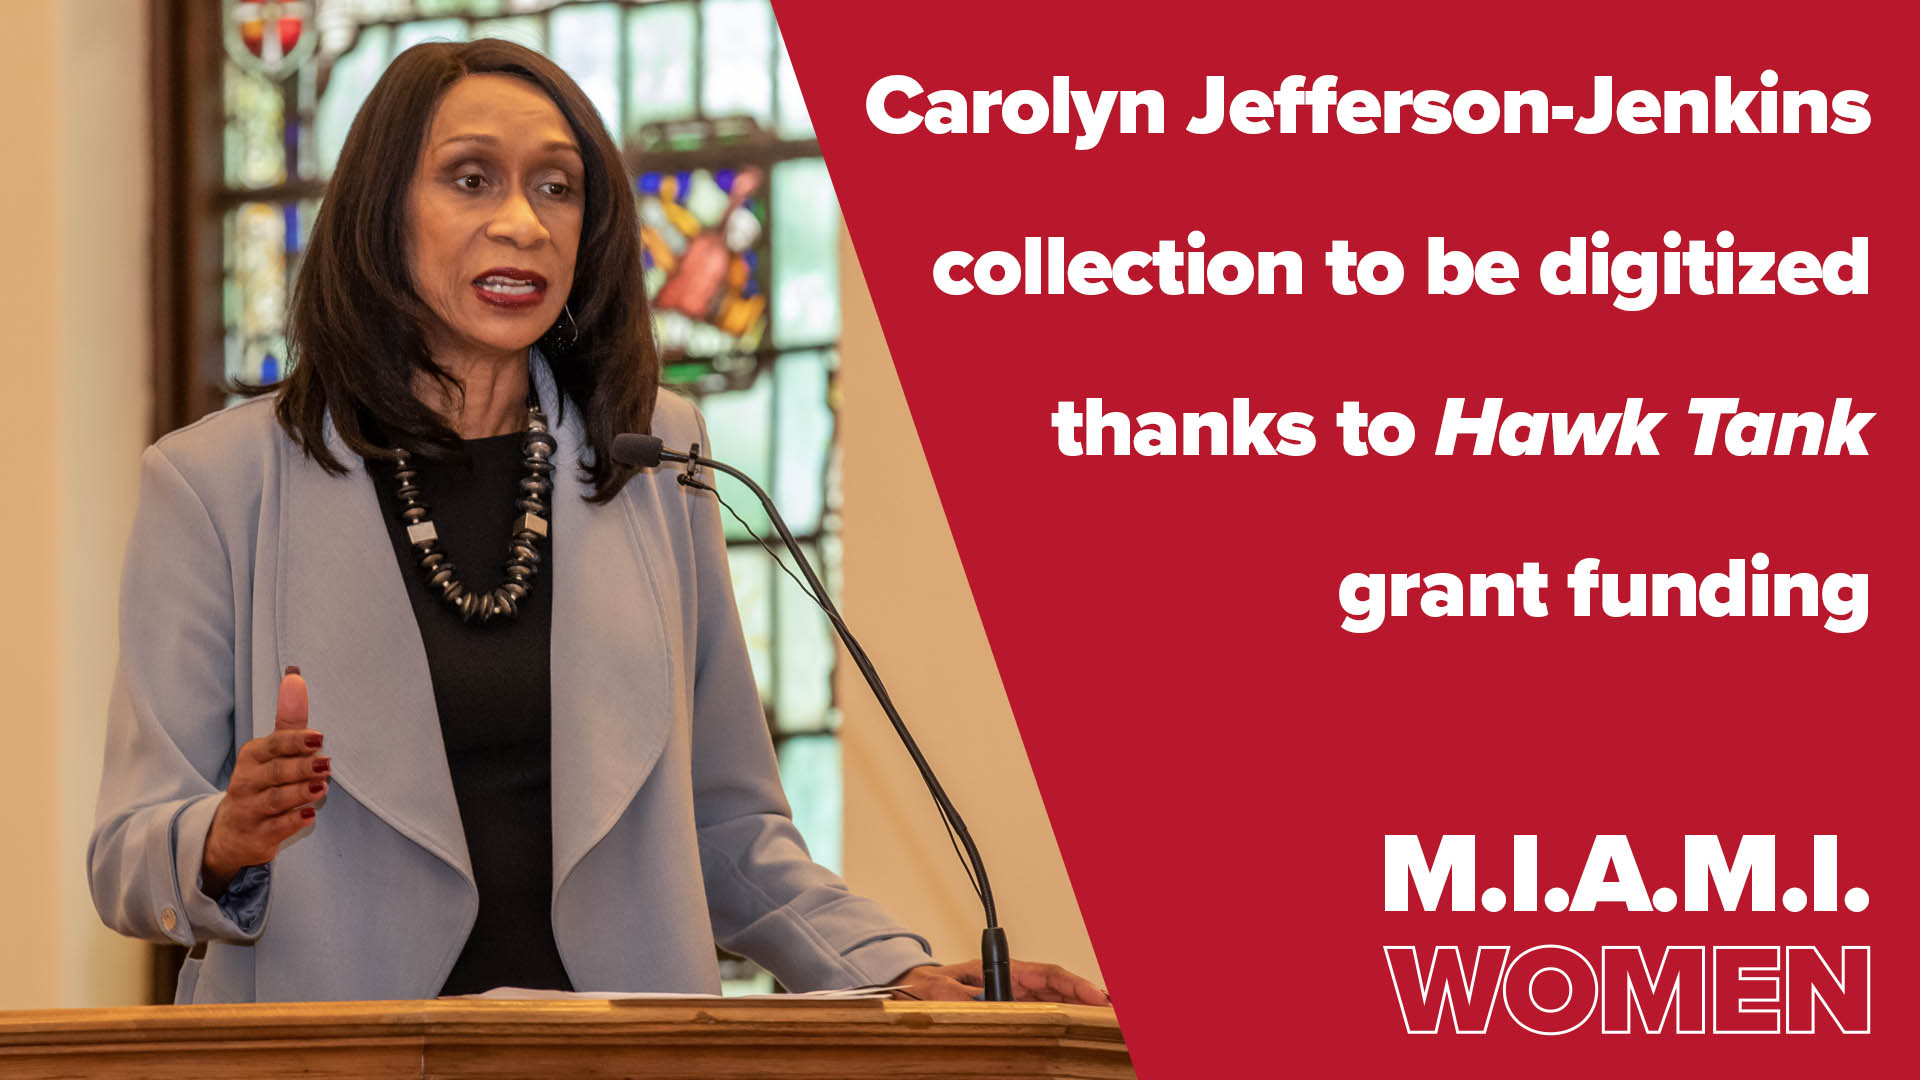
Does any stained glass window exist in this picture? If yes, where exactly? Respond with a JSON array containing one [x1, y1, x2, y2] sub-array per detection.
[[208, 0, 843, 995], [640, 166, 770, 362]]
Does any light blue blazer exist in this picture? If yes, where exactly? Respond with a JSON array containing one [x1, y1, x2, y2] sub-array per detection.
[[88, 353, 932, 1003]]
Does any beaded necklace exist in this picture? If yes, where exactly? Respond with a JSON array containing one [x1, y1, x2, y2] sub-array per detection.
[[390, 385, 555, 624]]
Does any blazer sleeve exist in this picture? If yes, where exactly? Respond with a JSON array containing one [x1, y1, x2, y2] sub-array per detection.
[[87, 444, 269, 949], [682, 409, 935, 990]]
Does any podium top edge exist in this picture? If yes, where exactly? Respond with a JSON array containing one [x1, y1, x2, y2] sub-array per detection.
[[0, 997, 1126, 1049]]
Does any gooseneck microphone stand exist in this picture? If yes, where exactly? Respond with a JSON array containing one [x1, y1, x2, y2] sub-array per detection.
[[610, 433, 1014, 1002]]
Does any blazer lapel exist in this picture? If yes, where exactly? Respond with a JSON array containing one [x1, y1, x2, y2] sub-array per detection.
[[279, 409, 472, 885], [539, 353, 678, 887], [273, 351, 675, 899]]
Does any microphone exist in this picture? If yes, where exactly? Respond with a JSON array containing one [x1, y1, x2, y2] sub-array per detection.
[[611, 432, 1015, 1003], [609, 433, 684, 468]]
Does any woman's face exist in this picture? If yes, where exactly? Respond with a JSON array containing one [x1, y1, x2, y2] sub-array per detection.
[[406, 73, 585, 362]]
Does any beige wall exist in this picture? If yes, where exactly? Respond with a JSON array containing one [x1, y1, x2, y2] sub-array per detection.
[[836, 232, 1101, 985], [55, 0, 156, 1007], [0, 0, 153, 1008], [0, 0, 66, 1013]]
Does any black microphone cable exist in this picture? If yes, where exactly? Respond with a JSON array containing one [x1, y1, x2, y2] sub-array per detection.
[[611, 433, 1014, 1002], [693, 474, 987, 910]]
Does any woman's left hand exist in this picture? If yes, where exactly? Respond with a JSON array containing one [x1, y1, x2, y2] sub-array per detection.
[[891, 958, 1109, 1005]]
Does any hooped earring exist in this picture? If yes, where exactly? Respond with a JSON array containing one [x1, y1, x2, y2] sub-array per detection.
[[552, 303, 579, 350]]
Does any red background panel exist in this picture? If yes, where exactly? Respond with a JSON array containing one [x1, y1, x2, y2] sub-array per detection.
[[774, 2, 1916, 1073]]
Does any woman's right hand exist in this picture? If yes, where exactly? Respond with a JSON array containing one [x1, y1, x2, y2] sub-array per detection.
[[200, 668, 330, 895]]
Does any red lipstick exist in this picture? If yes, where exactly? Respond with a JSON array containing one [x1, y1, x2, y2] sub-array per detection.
[[472, 267, 548, 309]]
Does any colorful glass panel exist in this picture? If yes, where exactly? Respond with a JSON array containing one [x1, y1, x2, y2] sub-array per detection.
[[639, 166, 769, 359], [319, 0, 413, 26], [625, 2, 698, 136], [701, 0, 774, 126], [719, 961, 776, 996], [770, 158, 839, 346], [224, 202, 290, 385], [315, 22, 392, 176], [727, 545, 775, 708], [225, 64, 288, 188], [818, 531, 844, 607], [416, 0, 505, 16], [695, 369, 774, 541], [772, 350, 833, 536], [392, 18, 469, 53], [472, 15, 544, 51], [774, 541, 835, 734], [777, 735, 841, 873], [775, 36, 813, 139], [549, 4, 623, 136]]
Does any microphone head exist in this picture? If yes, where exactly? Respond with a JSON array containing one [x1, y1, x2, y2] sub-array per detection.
[[611, 432, 666, 468]]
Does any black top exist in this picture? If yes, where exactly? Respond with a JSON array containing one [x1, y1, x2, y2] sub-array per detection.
[[368, 432, 574, 996]]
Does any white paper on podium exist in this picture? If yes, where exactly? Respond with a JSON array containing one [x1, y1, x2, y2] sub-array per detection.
[[456, 986, 899, 1002]]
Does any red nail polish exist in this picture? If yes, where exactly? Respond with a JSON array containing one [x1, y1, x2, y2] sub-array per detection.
[[313, 757, 331, 775], [308, 781, 325, 795], [304, 733, 323, 749], [284, 665, 301, 677], [299, 807, 315, 820]]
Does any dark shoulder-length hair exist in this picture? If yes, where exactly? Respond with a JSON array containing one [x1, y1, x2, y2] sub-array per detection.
[[251, 38, 656, 504]]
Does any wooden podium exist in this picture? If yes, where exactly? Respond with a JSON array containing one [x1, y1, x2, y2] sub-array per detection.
[[0, 997, 1132, 1078]]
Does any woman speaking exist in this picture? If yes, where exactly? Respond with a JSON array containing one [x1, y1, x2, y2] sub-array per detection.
[[88, 38, 1099, 1007]]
